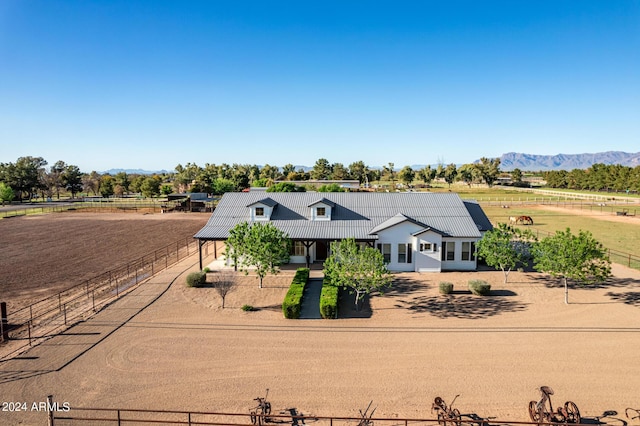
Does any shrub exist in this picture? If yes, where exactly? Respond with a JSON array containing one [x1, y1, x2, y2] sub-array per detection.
[[186, 271, 207, 288], [468, 279, 491, 296], [439, 282, 454, 295], [320, 279, 339, 319], [242, 304, 255, 312], [282, 268, 310, 319], [203, 267, 211, 273]]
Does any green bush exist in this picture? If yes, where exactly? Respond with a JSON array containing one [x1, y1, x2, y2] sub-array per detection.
[[439, 282, 454, 295], [186, 271, 207, 287], [468, 279, 491, 296], [320, 279, 338, 319], [282, 268, 310, 319], [242, 304, 255, 312], [203, 267, 211, 273]]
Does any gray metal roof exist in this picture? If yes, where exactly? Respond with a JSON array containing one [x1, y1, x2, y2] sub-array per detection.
[[194, 192, 490, 240]]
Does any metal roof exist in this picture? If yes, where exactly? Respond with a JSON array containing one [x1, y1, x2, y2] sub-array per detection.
[[194, 192, 490, 240]]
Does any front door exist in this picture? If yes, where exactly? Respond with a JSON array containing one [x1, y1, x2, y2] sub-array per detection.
[[315, 241, 328, 261]]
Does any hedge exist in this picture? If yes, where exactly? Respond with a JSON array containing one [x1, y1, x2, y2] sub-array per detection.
[[319, 279, 339, 319], [468, 279, 491, 296], [282, 268, 310, 319]]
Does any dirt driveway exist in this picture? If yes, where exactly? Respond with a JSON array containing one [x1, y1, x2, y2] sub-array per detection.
[[1, 257, 638, 425]]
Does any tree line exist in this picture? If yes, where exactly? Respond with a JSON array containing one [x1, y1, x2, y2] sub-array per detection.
[[542, 163, 640, 193], [4, 155, 637, 204]]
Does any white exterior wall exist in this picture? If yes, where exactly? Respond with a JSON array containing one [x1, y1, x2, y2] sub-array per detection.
[[441, 238, 477, 271], [415, 232, 443, 272], [375, 222, 424, 272]]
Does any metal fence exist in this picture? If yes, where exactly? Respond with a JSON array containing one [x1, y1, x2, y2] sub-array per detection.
[[50, 405, 544, 426], [0, 199, 188, 218], [0, 236, 208, 360]]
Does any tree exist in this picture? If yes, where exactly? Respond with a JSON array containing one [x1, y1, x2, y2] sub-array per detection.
[[311, 158, 332, 180], [0, 182, 14, 205], [82, 171, 101, 195], [323, 238, 393, 310], [474, 157, 501, 187], [318, 183, 345, 192], [99, 175, 114, 197], [398, 166, 415, 186], [224, 222, 251, 272], [457, 164, 477, 187], [331, 162, 349, 180], [533, 228, 611, 304], [1, 156, 47, 201], [476, 223, 537, 284], [511, 168, 523, 183], [140, 176, 161, 197], [418, 166, 436, 186], [211, 178, 235, 195], [211, 271, 238, 308], [348, 161, 370, 184], [63, 164, 83, 198], [443, 163, 458, 188], [266, 182, 306, 192], [241, 223, 291, 288]]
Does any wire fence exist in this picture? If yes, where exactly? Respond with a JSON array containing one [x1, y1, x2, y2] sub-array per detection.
[[0, 236, 210, 360]]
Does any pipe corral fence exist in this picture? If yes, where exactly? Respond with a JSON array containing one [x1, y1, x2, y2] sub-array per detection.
[[0, 237, 215, 360]]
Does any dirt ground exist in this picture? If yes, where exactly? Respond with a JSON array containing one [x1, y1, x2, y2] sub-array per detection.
[[0, 211, 210, 313], [1, 209, 639, 425]]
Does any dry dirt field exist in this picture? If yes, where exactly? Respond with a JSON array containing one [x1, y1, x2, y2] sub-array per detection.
[[0, 208, 639, 425], [0, 211, 210, 312]]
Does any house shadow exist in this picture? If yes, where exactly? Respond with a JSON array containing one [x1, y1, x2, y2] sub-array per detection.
[[395, 293, 528, 319], [337, 288, 372, 318]]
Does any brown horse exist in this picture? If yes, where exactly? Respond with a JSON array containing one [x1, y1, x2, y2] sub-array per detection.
[[516, 215, 534, 225]]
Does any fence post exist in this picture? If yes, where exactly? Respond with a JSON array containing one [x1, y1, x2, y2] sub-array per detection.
[[92, 290, 96, 312], [0, 302, 7, 342], [63, 304, 67, 325], [47, 395, 55, 426], [28, 320, 32, 346]]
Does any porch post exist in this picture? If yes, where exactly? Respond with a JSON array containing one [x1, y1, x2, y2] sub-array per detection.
[[303, 241, 313, 268]]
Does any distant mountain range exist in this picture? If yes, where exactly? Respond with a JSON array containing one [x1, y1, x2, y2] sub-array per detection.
[[496, 151, 640, 171], [101, 151, 640, 175]]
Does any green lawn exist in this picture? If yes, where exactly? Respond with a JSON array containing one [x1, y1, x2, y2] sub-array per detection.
[[482, 205, 640, 269]]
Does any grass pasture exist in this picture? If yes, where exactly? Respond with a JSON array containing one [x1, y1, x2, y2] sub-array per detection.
[[482, 204, 640, 269]]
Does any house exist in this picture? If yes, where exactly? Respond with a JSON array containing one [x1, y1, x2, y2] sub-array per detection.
[[193, 192, 492, 272]]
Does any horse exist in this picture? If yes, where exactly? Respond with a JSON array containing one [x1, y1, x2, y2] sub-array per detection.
[[516, 215, 534, 225], [509, 216, 518, 224]]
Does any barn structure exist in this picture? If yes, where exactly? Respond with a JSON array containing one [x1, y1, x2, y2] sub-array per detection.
[[194, 192, 492, 272]]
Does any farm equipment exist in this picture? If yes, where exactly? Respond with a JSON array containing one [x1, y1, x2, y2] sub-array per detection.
[[250, 389, 272, 425], [626, 408, 640, 424], [528, 386, 581, 424], [432, 395, 462, 426], [357, 401, 376, 426]]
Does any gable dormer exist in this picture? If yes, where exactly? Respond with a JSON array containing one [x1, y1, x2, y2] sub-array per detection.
[[308, 198, 335, 221], [247, 197, 278, 221]]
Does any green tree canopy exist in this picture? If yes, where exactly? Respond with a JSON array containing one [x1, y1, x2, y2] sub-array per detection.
[[533, 228, 611, 304], [318, 183, 345, 192], [227, 222, 291, 288], [323, 238, 393, 310], [266, 182, 306, 192], [0, 182, 15, 205], [476, 223, 537, 283]]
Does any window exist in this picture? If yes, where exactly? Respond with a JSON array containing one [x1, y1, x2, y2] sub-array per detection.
[[420, 243, 432, 252], [255, 207, 264, 217], [290, 241, 305, 256], [442, 242, 455, 261], [397, 243, 413, 263], [461, 242, 475, 261], [316, 207, 326, 217], [377, 243, 391, 263], [398, 244, 406, 263]]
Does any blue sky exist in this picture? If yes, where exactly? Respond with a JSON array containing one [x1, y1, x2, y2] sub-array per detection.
[[1, 1, 639, 173]]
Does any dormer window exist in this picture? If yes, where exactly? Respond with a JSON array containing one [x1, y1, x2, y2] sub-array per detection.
[[308, 198, 334, 221], [247, 197, 277, 221]]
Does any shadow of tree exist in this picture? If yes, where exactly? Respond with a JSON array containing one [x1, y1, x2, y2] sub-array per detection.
[[385, 275, 432, 296], [337, 288, 372, 318], [395, 293, 528, 319], [527, 274, 639, 290], [605, 291, 640, 307]]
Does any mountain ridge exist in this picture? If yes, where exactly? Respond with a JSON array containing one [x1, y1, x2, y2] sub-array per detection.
[[497, 151, 640, 171]]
